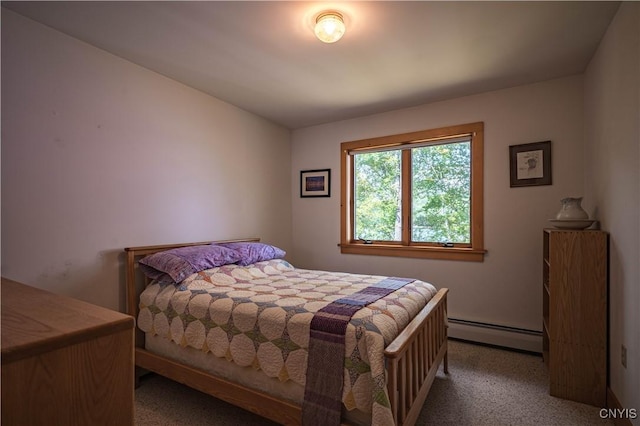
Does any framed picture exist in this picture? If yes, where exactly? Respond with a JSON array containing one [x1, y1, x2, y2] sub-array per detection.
[[300, 169, 331, 198], [509, 141, 552, 187]]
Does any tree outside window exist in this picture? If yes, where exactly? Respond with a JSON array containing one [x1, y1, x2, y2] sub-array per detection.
[[341, 122, 485, 261]]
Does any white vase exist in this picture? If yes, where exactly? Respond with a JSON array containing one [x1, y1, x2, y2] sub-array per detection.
[[556, 197, 589, 220]]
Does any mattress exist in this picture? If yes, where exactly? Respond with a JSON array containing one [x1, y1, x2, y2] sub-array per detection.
[[138, 259, 437, 425]]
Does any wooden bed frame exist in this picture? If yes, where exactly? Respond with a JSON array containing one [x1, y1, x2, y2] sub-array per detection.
[[125, 238, 448, 426]]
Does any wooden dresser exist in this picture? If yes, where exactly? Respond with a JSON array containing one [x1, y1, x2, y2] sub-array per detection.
[[542, 229, 608, 407], [1, 277, 135, 425]]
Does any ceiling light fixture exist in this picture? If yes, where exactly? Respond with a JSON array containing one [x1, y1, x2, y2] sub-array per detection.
[[314, 11, 345, 43]]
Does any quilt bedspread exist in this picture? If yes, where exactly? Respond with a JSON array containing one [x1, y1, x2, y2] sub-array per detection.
[[137, 259, 437, 425]]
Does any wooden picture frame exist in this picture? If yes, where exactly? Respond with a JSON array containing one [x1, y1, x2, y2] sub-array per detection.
[[509, 141, 552, 187], [300, 169, 331, 197]]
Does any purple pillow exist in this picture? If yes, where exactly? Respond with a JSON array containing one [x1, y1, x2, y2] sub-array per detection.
[[139, 244, 241, 284], [218, 242, 286, 266]]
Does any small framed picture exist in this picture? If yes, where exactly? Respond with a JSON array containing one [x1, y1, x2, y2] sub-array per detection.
[[300, 169, 331, 198], [509, 141, 552, 187]]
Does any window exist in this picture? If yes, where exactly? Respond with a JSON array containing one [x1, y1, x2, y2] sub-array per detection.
[[340, 122, 485, 261]]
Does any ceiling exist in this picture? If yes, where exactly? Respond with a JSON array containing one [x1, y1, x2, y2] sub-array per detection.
[[2, 1, 620, 129]]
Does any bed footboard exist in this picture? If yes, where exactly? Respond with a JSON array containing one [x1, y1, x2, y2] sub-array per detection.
[[384, 288, 448, 426]]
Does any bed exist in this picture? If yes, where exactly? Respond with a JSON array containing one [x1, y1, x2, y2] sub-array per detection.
[[125, 238, 448, 426]]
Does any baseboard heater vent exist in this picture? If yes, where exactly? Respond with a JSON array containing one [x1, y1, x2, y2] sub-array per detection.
[[447, 318, 542, 353]]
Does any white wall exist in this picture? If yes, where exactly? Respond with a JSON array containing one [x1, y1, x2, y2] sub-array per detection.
[[584, 2, 639, 417], [291, 75, 585, 340], [1, 9, 292, 311], [3, 2, 636, 411]]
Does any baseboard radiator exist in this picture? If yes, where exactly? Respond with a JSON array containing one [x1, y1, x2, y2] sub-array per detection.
[[448, 318, 543, 353]]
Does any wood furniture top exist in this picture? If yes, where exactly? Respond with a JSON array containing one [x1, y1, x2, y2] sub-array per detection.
[[1, 277, 134, 364]]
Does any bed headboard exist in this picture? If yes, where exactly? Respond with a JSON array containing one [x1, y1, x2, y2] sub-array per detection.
[[124, 237, 260, 347]]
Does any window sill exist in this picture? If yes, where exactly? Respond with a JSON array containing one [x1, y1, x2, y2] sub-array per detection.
[[339, 243, 486, 262]]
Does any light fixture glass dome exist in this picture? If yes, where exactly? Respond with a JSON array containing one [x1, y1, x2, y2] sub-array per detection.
[[314, 12, 345, 43]]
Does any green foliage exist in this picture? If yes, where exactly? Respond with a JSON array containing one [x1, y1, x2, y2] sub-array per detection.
[[354, 150, 401, 240], [412, 142, 470, 243], [353, 141, 471, 243]]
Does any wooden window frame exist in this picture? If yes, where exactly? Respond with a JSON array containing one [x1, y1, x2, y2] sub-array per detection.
[[340, 122, 485, 262]]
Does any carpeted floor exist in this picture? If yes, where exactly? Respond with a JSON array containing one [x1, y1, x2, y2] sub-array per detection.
[[135, 339, 613, 425]]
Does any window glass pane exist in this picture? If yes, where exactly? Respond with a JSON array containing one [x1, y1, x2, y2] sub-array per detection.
[[354, 150, 402, 241], [411, 141, 471, 244]]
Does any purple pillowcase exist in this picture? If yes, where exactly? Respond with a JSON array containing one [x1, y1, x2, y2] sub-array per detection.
[[139, 244, 242, 284], [218, 242, 286, 266]]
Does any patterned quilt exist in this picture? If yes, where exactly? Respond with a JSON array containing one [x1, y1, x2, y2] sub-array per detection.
[[137, 259, 437, 425]]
